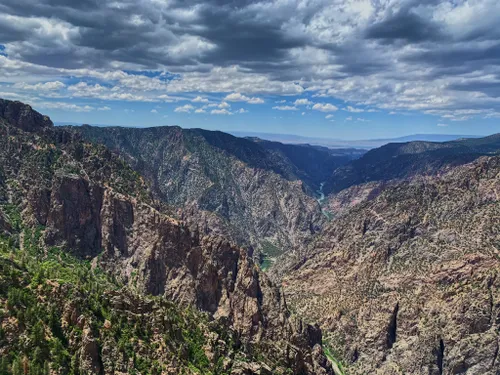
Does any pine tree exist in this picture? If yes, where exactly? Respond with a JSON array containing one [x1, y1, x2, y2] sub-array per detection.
[[11, 357, 22, 375], [0, 356, 10, 375]]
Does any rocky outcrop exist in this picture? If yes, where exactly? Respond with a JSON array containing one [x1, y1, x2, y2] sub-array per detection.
[[80, 323, 102, 375], [281, 155, 500, 374], [0, 99, 53, 132], [45, 174, 104, 258], [0, 210, 11, 235]]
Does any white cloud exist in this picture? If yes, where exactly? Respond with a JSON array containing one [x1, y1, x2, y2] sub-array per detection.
[[437, 123, 449, 127], [301, 112, 306, 115], [344, 106, 364, 113], [151, 109, 158, 113], [158, 94, 183, 103], [272, 105, 298, 111], [224, 92, 264, 104], [218, 101, 230, 109], [13, 81, 65, 91], [98, 106, 111, 111], [2, 0, 500, 125], [68, 82, 105, 93], [192, 96, 209, 103], [236, 108, 248, 113], [312, 103, 338, 112], [325, 114, 334, 119], [195, 108, 206, 113], [38, 101, 94, 112], [294, 98, 313, 106], [345, 116, 353, 121], [248, 97, 265, 104], [174, 104, 194, 113], [211, 108, 232, 115], [0, 92, 25, 99]]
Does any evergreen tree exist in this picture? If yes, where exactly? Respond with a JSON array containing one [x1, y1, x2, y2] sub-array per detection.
[[11, 357, 22, 375], [0, 356, 10, 375]]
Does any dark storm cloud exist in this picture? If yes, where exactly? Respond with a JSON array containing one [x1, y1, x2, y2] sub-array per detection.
[[404, 42, 500, 69], [449, 80, 500, 98], [1, 0, 500, 116], [366, 11, 444, 43], [192, 7, 303, 66], [0, 0, 307, 70]]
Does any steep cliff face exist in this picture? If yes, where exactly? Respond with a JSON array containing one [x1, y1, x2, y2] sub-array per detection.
[[0, 99, 53, 132], [282, 156, 500, 374], [0, 99, 333, 374], [68, 125, 332, 259]]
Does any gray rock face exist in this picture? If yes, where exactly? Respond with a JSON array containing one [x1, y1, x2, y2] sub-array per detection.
[[0, 99, 53, 132], [45, 174, 103, 258], [70, 125, 326, 257], [281, 156, 500, 375], [40, 174, 332, 373]]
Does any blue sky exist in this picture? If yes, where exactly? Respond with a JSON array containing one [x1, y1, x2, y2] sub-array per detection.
[[1, 0, 500, 140], [42, 92, 500, 140]]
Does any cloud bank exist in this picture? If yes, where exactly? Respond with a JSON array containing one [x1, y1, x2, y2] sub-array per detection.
[[0, 0, 499, 121]]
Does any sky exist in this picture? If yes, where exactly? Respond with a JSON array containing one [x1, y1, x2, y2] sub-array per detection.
[[1, 0, 500, 140]]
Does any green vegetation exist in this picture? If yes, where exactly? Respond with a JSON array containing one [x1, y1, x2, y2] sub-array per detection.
[[259, 240, 283, 271], [0, 204, 234, 375], [322, 341, 347, 375]]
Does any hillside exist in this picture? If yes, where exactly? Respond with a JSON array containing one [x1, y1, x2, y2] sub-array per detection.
[[324, 134, 500, 194], [280, 155, 500, 374], [67, 124, 359, 264], [247, 138, 365, 188], [0, 99, 333, 375]]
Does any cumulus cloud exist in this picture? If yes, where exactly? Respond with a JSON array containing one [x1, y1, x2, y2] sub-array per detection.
[[174, 104, 194, 113], [0, 0, 500, 122], [224, 92, 264, 104], [312, 103, 338, 112], [13, 81, 65, 91], [151, 109, 158, 113], [38, 101, 94, 112], [325, 114, 334, 119], [195, 108, 206, 113], [294, 99, 313, 106], [272, 105, 298, 111], [211, 108, 232, 115], [192, 96, 209, 103], [344, 106, 364, 113]]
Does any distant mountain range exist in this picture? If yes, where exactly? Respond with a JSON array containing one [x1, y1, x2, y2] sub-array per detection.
[[324, 133, 500, 194], [230, 131, 481, 149], [55, 123, 480, 150]]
